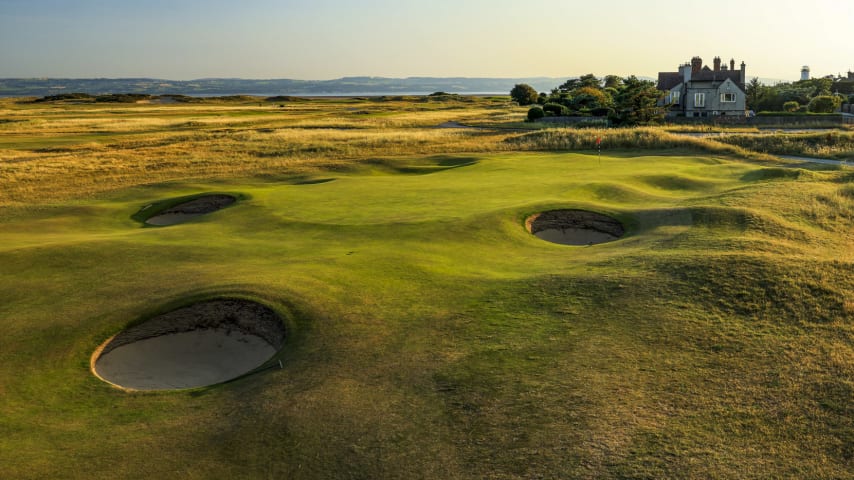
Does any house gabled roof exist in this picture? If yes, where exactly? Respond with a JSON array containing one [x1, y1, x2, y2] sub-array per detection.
[[657, 72, 682, 91], [657, 69, 745, 92], [690, 70, 744, 91]]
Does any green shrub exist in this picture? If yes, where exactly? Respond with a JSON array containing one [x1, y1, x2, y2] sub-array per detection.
[[783, 101, 800, 112], [808, 95, 842, 113], [543, 103, 569, 116], [527, 106, 545, 121]]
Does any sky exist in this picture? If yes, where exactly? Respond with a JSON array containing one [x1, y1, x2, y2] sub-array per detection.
[[1, 0, 853, 82]]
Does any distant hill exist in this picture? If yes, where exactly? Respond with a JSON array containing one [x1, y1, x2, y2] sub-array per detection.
[[0, 77, 576, 97]]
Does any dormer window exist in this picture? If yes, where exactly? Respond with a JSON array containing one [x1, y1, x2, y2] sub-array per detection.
[[720, 93, 736, 103]]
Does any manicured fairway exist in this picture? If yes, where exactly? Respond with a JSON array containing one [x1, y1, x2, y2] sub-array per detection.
[[1, 151, 851, 478]]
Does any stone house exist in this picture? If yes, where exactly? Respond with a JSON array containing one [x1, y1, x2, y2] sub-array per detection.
[[657, 56, 747, 117]]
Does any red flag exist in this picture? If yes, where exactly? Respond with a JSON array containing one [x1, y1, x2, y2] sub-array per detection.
[[596, 137, 602, 146]]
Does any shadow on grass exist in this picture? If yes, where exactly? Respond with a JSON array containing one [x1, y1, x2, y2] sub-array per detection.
[[363, 155, 480, 175], [131, 191, 247, 225]]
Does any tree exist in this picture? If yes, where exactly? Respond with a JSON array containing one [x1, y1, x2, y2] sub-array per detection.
[[603, 75, 623, 89], [578, 74, 601, 88], [806, 78, 833, 97], [510, 84, 538, 106], [557, 78, 579, 93], [570, 86, 612, 111], [746, 77, 764, 111], [557, 74, 601, 93], [808, 95, 841, 113], [611, 76, 665, 126]]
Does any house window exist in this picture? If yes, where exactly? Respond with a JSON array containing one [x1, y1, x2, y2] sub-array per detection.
[[720, 93, 736, 103], [670, 91, 680, 104], [694, 93, 705, 108]]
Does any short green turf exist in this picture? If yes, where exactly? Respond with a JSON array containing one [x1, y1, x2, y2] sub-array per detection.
[[0, 152, 851, 479]]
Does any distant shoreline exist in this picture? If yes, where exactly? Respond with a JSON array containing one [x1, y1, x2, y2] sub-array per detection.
[[0, 92, 508, 99], [0, 76, 575, 98]]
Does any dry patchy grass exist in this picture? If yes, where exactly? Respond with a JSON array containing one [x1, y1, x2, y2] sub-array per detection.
[[2, 97, 848, 208]]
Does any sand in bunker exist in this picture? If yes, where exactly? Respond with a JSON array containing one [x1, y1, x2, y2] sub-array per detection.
[[146, 194, 236, 226], [93, 299, 285, 390], [527, 209, 624, 246], [95, 328, 275, 390], [534, 227, 620, 245]]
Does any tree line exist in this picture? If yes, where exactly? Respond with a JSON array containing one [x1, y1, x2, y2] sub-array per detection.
[[511, 74, 665, 126], [746, 77, 852, 113], [512, 74, 854, 124]]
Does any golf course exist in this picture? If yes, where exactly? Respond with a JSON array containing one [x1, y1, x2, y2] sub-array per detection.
[[0, 96, 851, 479]]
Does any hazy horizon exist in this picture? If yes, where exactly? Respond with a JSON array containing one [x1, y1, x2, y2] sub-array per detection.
[[2, 0, 853, 82]]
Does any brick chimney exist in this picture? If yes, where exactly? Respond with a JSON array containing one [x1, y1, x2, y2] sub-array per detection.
[[691, 56, 703, 73], [730, 58, 735, 71], [680, 63, 692, 83], [740, 61, 746, 84], [714, 57, 721, 71]]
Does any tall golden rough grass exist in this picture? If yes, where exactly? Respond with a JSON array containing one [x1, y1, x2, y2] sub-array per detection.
[[504, 127, 777, 160], [0, 97, 534, 204], [2, 97, 813, 207], [661, 124, 761, 133], [1, 133, 510, 207], [717, 131, 854, 160]]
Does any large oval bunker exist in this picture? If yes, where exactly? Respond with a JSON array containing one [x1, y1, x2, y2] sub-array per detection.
[[92, 299, 285, 391], [527, 209, 625, 246], [144, 194, 237, 226]]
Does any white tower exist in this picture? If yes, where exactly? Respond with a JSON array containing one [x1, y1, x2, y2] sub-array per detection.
[[801, 66, 810, 81]]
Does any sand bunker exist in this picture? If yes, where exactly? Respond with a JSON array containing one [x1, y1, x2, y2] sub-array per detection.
[[527, 210, 624, 246], [145, 194, 236, 226], [93, 299, 285, 391]]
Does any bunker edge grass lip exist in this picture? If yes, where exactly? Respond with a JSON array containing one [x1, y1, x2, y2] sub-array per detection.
[[526, 209, 625, 246], [91, 298, 286, 391]]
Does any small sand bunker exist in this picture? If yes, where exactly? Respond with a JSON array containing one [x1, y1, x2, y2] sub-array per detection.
[[145, 194, 236, 226], [93, 299, 285, 391], [527, 209, 625, 246]]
